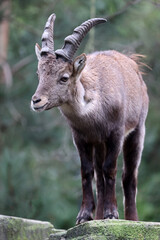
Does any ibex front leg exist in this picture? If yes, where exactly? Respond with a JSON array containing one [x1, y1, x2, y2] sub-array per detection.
[[103, 129, 123, 219], [74, 137, 95, 224]]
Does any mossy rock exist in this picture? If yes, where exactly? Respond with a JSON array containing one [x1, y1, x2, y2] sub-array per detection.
[[49, 219, 160, 240], [1, 215, 160, 240], [0, 215, 54, 240]]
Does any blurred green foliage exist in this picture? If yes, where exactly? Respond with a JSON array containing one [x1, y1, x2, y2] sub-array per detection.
[[0, 0, 160, 229]]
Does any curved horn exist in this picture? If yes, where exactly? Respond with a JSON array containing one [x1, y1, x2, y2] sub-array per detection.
[[41, 13, 56, 55], [55, 18, 107, 61]]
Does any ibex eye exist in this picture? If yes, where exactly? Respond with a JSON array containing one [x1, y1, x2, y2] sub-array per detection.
[[60, 74, 69, 83], [60, 77, 68, 82]]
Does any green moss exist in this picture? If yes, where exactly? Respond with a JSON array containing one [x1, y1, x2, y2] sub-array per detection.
[[1, 215, 160, 240], [49, 220, 160, 240], [0, 215, 54, 240]]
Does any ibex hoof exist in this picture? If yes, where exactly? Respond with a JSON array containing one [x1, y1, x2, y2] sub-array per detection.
[[76, 209, 93, 225], [104, 210, 119, 220]]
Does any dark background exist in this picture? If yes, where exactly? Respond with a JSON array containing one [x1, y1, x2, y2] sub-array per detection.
[[0, 0, 160, 229]]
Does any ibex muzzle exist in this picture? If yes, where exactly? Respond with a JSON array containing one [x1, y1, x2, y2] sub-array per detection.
[[31, 13, 149, 224]]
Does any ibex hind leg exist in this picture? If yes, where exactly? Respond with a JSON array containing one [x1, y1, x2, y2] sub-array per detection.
[[103, 128, 124, 220], [122, 123, 145, 221], [94, 143, 105, 220]]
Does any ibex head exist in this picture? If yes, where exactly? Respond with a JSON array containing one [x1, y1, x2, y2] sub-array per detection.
[[31, 13, 106, 112]]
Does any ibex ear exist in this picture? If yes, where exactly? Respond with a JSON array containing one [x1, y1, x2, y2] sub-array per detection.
[[73, 53, 86, 74], [35, 43, 41, 61]]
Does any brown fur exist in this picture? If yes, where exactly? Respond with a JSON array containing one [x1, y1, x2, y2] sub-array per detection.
[[129, 54, 152, 75], [31, 49, 149, 224]]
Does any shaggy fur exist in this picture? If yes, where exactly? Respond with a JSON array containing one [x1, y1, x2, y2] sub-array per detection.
[[32, 49, 149, 224]]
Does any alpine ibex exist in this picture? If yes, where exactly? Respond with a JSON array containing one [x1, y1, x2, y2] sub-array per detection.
[[31, 13, 149, 224]]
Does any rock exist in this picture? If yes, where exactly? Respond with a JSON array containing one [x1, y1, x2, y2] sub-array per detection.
[[1, 215, 160, 240], [49, 219, 160, 240], [0, 214, 54, 240]]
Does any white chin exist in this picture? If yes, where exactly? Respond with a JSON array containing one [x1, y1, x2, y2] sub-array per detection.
[[30, 101, 46, 112]]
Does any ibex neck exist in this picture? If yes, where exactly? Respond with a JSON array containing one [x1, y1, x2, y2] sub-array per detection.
[[60, 75, 97, 118]]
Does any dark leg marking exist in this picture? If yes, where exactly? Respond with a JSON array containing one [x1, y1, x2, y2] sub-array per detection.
[[122, 124, 145, 221], [94, 143, 105, 220], [103, 129, 123, 220], [74, 138, 95, 224]]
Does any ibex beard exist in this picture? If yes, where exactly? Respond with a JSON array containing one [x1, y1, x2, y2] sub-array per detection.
[[31, 13, 149, 225]]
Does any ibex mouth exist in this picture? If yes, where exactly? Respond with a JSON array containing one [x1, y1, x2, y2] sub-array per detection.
[[31, 95, 49, 112], [31, 102, 48, 112]]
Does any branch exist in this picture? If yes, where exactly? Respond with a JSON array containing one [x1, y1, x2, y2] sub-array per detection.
[[0, 54, 34, 87], [151, 1, 160, 8], [11, 17, 41, 36], [45, 0, 60, 16], [11, 0, 60, 37], [85, 0, 96, 53], [12, 55, 34, 74], [106, 0, 143, 21], [0, 60, 13, 87], [0, 0, 11, 22], [7, 102, 24, 123]]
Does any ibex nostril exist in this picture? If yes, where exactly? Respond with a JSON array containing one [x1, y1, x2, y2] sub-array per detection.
[[33, 98, 41, 104]]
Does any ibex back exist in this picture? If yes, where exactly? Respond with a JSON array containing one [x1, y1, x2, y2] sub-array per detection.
[[31, 14, 149, 224]]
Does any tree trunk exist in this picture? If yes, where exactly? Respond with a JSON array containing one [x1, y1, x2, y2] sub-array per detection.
[[84, 0, 96, 53], [0, 0, 12, 87]]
